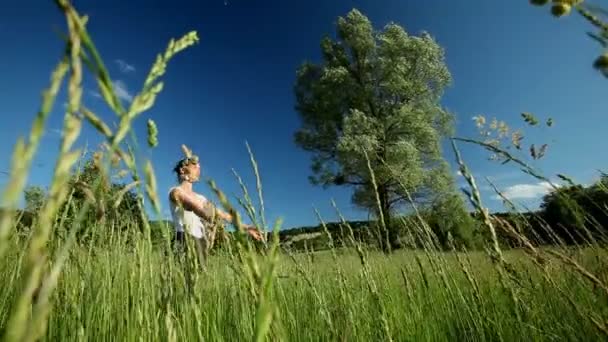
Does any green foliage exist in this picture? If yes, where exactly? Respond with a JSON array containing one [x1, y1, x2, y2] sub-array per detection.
[[539, 174, 608, 245], [294, 9, 463, 250], [24, 186, 46, 214], [425, 193, 482, 249], [51, 152, 142, 244]]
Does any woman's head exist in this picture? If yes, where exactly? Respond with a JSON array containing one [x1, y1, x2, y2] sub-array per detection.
[[173, 155, 201, 183]]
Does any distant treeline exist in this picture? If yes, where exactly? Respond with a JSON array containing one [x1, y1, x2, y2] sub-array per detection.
[[7, 173, 607, 253], [275, 175, 608, 252]]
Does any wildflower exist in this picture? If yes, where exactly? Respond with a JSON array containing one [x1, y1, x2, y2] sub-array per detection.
[[511, 131, 523, 150], [498, 121, 509, 138], [489, 118, 498, 130], [472, 115, 486, 128]]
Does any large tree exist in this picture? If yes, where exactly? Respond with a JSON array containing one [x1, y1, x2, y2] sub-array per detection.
[[294, 9, 462, 251], [24, 186, 47, 214]]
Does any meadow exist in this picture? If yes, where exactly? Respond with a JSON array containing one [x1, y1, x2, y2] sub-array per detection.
[[2, 229, 607, 341], [1, 1, 608, 341], [0, 227, 608, 341]]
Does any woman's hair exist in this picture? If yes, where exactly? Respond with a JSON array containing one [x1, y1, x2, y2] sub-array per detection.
[[172, 156, 199, 183]]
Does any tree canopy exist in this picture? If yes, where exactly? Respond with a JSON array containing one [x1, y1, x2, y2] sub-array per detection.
[[293, 9, 469, 250], [24, 186, 46, 214], [21, 149, 143, 244]]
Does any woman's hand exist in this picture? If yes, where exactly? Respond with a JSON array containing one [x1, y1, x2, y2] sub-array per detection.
[[244, 225, 264, 241]]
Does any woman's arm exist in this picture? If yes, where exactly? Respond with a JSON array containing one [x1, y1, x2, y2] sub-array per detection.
[[213, 206, 233, 222], [170, 188, 216, 221], [170, 189, 263, 241], [206, 202, 263, 241]]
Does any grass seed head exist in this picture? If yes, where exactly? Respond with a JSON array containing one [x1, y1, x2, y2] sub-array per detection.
[[593, 53, 608, 69], [530, 0, 550, 5], [147, 119, 158, 148], [551, 2, 572, 17], [181, 144, 193, 158]]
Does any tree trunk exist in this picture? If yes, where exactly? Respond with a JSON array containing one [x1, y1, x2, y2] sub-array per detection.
[[378, 185, 400, 253]]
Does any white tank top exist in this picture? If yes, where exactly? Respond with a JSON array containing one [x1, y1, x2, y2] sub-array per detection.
[[169, 187, 207, 239]]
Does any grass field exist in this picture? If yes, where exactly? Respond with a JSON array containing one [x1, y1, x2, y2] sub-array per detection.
[[2, 230, 607, 341]]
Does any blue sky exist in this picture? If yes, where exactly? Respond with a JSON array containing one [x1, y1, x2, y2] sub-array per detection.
[[0, 0, 606, 229]]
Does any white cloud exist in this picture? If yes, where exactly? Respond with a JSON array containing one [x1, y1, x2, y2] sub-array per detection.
[[89, 80, 133, 102], [90, 81, 133, 103], [486, 172, 523, 182], [112, 80, 134, 102], [40, 127, 63, 139], [492, 181, 558, 200], [115, 59, 135, 73], [49, 128, 63, 137]]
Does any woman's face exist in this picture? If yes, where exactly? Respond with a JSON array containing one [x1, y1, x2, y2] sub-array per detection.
[[181, 161, 201, 182], [188, 162, 201, 181]]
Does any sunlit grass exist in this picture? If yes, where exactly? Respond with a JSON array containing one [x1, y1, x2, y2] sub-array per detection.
[[2, 234, 607, 341]]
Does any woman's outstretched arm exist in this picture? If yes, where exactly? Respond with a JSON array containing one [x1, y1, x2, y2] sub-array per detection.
[[170, 188, 263, 241]]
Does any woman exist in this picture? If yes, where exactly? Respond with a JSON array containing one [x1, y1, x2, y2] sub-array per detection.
[[169, 154, 262, 270]]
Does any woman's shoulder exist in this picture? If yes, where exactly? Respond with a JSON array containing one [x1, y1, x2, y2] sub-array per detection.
[[169, 187, 207, 202], [168, 186, 183, 203]]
